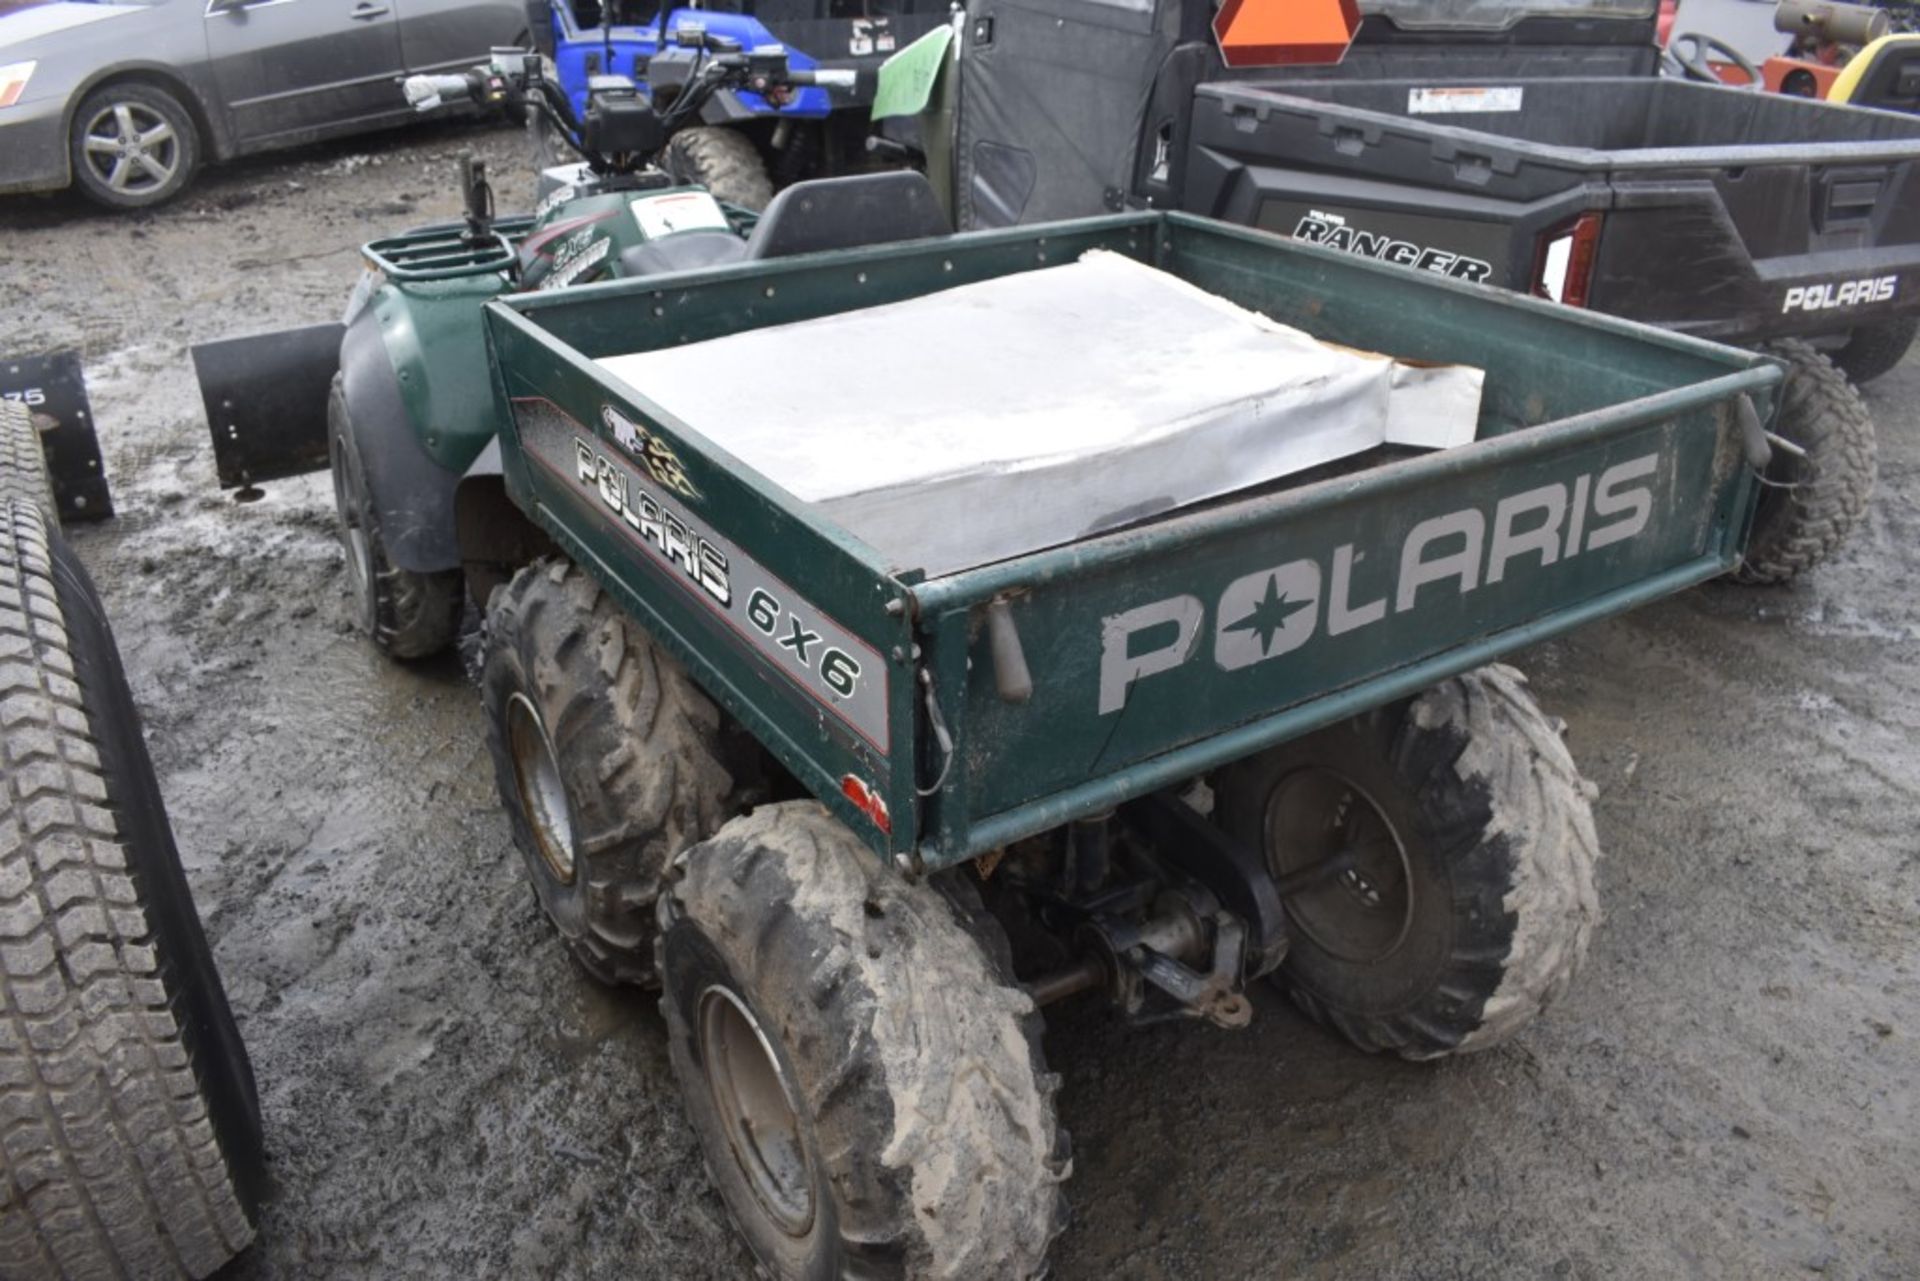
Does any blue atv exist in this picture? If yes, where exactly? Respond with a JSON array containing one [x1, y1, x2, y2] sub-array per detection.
[[526, 0, 946, 207]]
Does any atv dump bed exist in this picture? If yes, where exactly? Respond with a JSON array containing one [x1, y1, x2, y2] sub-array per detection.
[[480, 212, 1778, 868], [1184, 77, 1920, 343]]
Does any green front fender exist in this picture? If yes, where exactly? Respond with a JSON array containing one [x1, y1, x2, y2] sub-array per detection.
[[369, 270, 515, 477]]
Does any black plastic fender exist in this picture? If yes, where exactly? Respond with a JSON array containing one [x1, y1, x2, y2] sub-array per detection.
[[338, 309, 463, 575]]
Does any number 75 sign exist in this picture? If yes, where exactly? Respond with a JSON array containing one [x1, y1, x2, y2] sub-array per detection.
[[1214, 0, 1361, 68]]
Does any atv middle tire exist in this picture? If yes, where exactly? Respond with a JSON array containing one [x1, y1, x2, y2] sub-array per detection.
[[659, 802, 1069, 1280], [327, 373, 462, 659], [662, 127, 774, 212], [0, 400, 55, 522], [0, 499, 264, 1277], [1216, 664, 1600, 1061], [1735, 340, 1876, 585], [1829, 315, 1918, 387], [481, 559, 758, 985]]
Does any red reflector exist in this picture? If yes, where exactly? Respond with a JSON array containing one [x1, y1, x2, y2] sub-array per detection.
[[840, 774, 892, 835]]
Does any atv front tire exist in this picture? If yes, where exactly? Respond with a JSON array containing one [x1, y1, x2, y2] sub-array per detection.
[[1735, 340, 1876, 585], [1829, 315, 1917, 387], [659, 802, 1069, 1280], [1216, 664, 1600, 1060], [0, 499, 263, 1277], [327, 373, 462, 659], [662, 127, 773, 212], [481, 559, 758, 985]]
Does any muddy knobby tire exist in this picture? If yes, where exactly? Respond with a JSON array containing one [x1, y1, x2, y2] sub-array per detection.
[[0, 402, 55, 526], [1829, 315, 1918, 387], [327, 373, 463, 660], [1736, 340, 1876, 585], [482, 559, 757, 986], [659, 802, 1069, 1280], [0, 500, 262, 1278], [1218, 664, 1600, 1061], [662, 127, 774, 212]]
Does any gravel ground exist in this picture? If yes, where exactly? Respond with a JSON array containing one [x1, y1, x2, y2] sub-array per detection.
[[2, 119, 1916, 1281]]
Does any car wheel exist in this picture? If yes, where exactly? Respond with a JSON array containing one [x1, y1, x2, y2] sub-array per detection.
[[69, 82, 201, 210]]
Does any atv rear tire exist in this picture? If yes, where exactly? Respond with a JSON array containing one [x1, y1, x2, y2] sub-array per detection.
[[482, 559, 758, 985], [659, 802, 1069, 1280], [69, 82, 200, 210], [0, 401, 55, 523], [1735, 340, 1876, 585], [0, 499, 264, 1277], [662, 127, 773, 212], [1828, 316, 1918, 387], [327, 373, 462, 659], [1216, 664, 1600, 1061]]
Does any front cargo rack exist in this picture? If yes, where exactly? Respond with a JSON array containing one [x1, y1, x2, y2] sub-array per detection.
[[363, 214, 536, 281]]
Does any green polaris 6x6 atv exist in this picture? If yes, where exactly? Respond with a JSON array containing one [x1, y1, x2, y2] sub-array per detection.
[[192, 27, 1804, 1279]]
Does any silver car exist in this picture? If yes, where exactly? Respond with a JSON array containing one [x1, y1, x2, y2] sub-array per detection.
[[0, 0, 526, 209]]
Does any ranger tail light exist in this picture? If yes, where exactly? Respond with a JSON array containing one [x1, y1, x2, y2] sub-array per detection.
[[1534, 212, 1604, 308]]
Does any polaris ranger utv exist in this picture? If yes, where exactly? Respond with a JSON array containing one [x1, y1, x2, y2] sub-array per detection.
[[197, 34, 1802, 1275], [880, 0, 1920, 583]]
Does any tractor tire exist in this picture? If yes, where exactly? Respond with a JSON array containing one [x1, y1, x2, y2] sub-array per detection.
[[0, 499, 264, 1278], [326, 373, 462, 659], [0, 400, 55, 524], [1735, 340, 1876, 585], [658, 802, 1069, 1280], [69, 82, 200, 210], [1828, 315, 1918, 387], [662, 127, 773, 212], [481, 559, 759, 986], [1216, 664, 1600, 1061]]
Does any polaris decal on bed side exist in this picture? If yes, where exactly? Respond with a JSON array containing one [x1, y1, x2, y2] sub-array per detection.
[[1783, 275, 1899, 314], [510, 396, 891, 754], [600, 403, 701, 500], [1290, 210, 1494, 283], [1096, 451, 1661, 715]]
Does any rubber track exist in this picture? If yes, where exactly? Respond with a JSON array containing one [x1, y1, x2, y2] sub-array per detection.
[[0, 403, 54, 527], [0, 501, 252, 1279]]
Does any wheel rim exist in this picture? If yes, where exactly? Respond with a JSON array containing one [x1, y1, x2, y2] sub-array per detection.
[[697, 985, 815, 1238], [329, 443, 376, 627], [80, 100, 180, 196], [1264, 767, 1414, 963], [506, 693, 575, 884]]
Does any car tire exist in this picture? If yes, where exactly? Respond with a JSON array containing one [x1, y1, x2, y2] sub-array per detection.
[[481, 558, 762, 985], [659, 801, 1070, 1280], [1828, 316, 1918, 387], [1735, 340, 1876, 585], [0, 498, 265, 1278], [69, 82, 201, 210], [326, 373, 463, 660], [1215, 663, 1601, 1061], [662, 127, 773, 212]]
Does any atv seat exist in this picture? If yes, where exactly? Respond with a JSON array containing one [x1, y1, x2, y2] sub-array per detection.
[[745, 171, 951, 260], [617, 171, 950, 278]]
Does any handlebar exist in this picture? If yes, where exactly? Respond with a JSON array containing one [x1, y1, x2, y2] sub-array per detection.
[[402, 72, 476, 111]]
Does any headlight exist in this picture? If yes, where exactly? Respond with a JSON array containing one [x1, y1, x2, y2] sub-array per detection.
[[0, 62, 35, 109]]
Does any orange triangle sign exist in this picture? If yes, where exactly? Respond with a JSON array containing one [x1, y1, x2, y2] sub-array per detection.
[[1214, 0, 1361, 69]]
